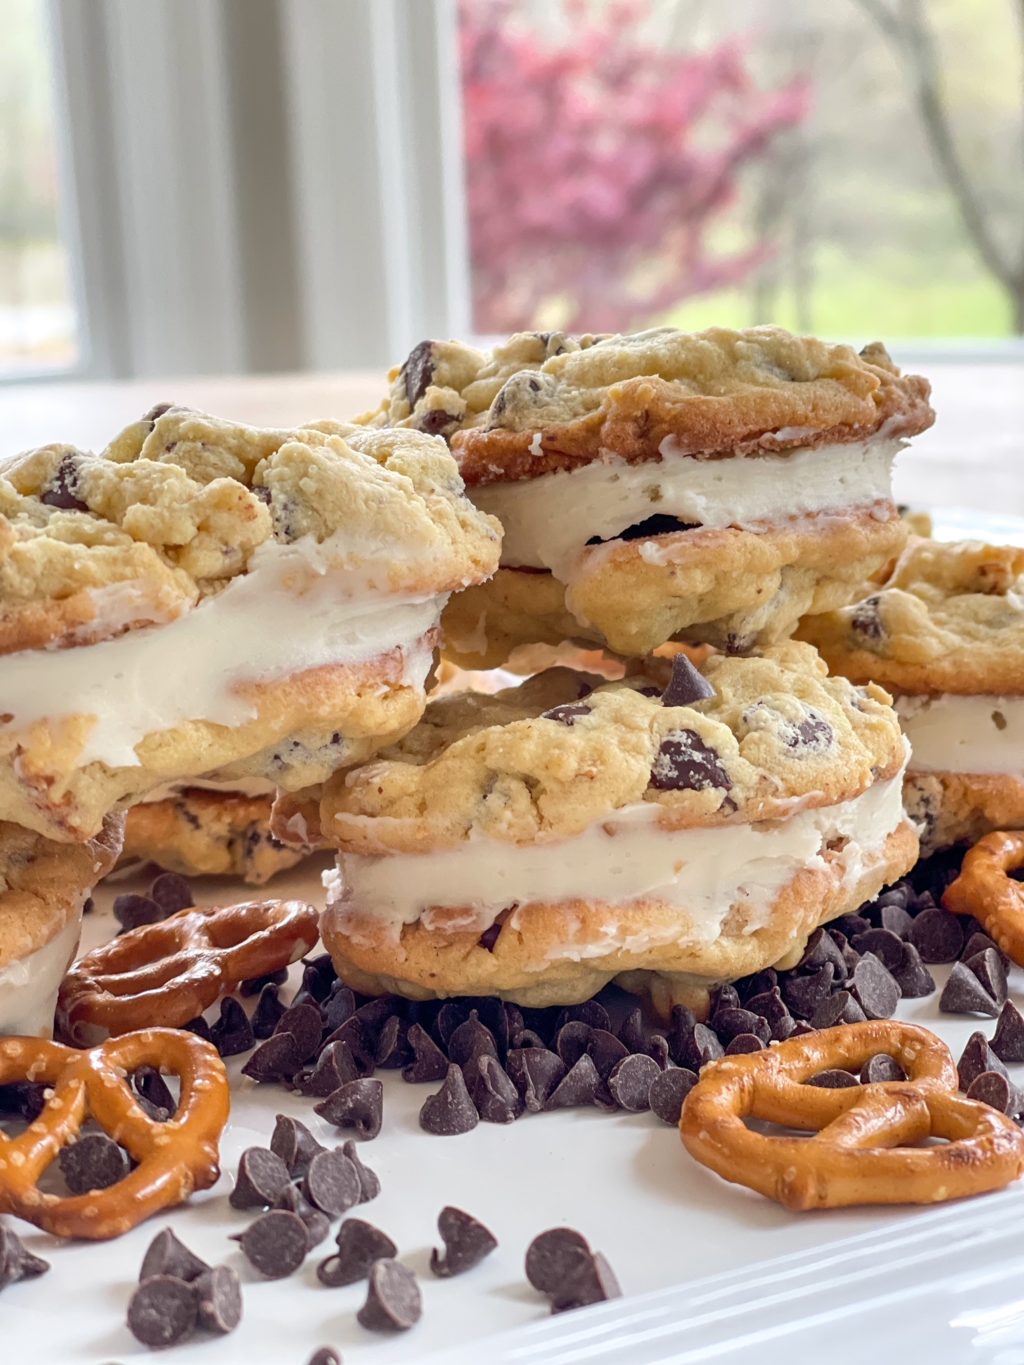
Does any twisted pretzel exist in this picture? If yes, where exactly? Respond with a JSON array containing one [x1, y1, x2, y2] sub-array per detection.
[[0, 1028, 229, 1239], [57, 899, 319, 1044], [681, 1021, 1024, 1209], [943, 831, 1024, 964]]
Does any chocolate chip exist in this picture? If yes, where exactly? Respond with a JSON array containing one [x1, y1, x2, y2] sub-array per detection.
[[40, 455, 87, 512], [811, 991, 867, 1029], [127, 1275, 198, 1349], [251, 982, 287, 1037], [240, 968, 289, 998], [725, 1033, 765, 1055], [301, 953, 338, 1002], [478, 923, 502, 952], [879, 903, 915, 937], [357, 1259, 422, 1332], [183, 1014, 214, 1043], [850, 929, 906, 974], [235, 1210, 309, 1278], [966, 1071, 1019, 1116], [910, 908, 964, 963], [274, 1003, 324, 1063], [149, 871, 194, 914], [743, 988, 794, 1042], [782, 964, 835, 1019], [58, 1133, 129, 1194], [550, 1250, 622, 1313], [962, 931, 1002, 963], [374, 1015, 412, 1070], [992, 1001, 1024, 1062], [417, 407, 460, 437], [210, 996, 255, 1057], [739, 968, 778, 1000], [295, 1041, 362, 1097], [314, 1078, 383, 1140], [465, 1054, 522, 1123], [139, 1228, 209, 1283], [679, 1021, 724, 1072], [321, 1018, 376, 1076], [958, 1031, 1009, 1090], [851, 595, 884, 640], [665, 1003, 697, 1063], [555, 1000, 611, 1033], [0, 1224, 49, 1287], [303, 1148, 362, 1216], [319, 1219, 398, 1287], [340, 1139, 381, 1204], [860, 1054, 907, 1084], [272, 1184, 331, 1249], [112, 892, 164, 933], [831, 913, 871, 941], [649, 1067, 697, 1126], [711, 1007, 770, 1045], [785, 709, 833, 753], [661, 655, 715, 707], [506, 1047, 567, 1112], [965, 948, 1008, 1005], [555, 1021, 593, 1068], [400, 339, 435, 407], [419, 1064, 479, 1135], [194, 1265, 242, 1335], [617, 1007, 647, 1054], [892, 942, 936, 998], [542, 702, 591, 725], [851, 953, 900, 1020], [0, 1081, 47, 1122], [321, 983, 357, 1032], [241, 1032, 304, 1082], [607, 1053, 660, 1111], [798, 928, 847, 974], [270, 1113, 326, 1177], [512, 1027, 548, 1051], [525, 1227, 592, 1294], [306, 1350, 342, 1365], [586, 1028, 629, 1079], [808, 1069, 860, 1088], [650, 729, 731, 791], [401, 1022, 449, 1084], [230, 1147, 292, 1210], [430, 1206, 498, 1278], [545, 1054, 602, 1110], [940, 961, 999, 1017], [448, 1015, 498, 1068], [133, 1065, 175, 1120], [434, 1001, 469, 1046]]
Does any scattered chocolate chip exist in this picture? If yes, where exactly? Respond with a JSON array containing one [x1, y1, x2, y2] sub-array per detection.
[[295, 1041, 363, 1098], [739, 968, 778, 1000], [650, 729, 731, 792], [375, 1015, 412, 1070], [434, 1001, 469, 1047], [850, 929, 906, 974], [711, 1007, 770, 1045], [544, 1054, 602, 1110], [910, 908, 964, 963], [400, 338, 435, 407], [341, 1139, 381, 1203], [319, 1218, 398, 1287], [183, 1015, 214, 1043], [234, 1210, 308, 1279], [430, 1206, 498, 1278], [810, 991, 867, 1029], [194, 1265, 242, 1335], [782, 964, 835, 1019], [879, 903, 915, 937], [251, 982, 287, 1038], [419, 1064, 479, 1135], [133, 1065, 175, 1120], [512, 1027, 548, 1051], [992, 1001, 1024, 1062], [321, 984, 357, 1033], [506, 1048, 567, 1112], [725, 1033, 765, 1055], [242, 1031, 305, 1083], [127, 1275, 198, 1349], [965, 948, 1008, 1005], [306, 1350, 341, 1365], [269, 1113, 326, 1177], [962, 931, 1002, 963], [314, 1078, 384, 1140], [0, 1224, 50, 1287], [743, 988, 795, 1042], [542, 702, 591, 725], [550, 1250, 622, 1313], [240, 968, 289, 998], [661, 655, 715, 707], [274, 1003, 324, 1064], [465, 1054, 522, 1123], [58, 1133, 129, 1194], [940, 961, 999, 1017], [676, 1022, 722, 1073], [958, 1031, 1010, 1090], [892, 942, 936, 998], [617, 1007, 647, 1054], [303, 1148, 361, 1217], [230, 1147, 292, 1210], [851, 953, 900, 1020], [555, 1021, 593, 1068], [525, 1227, 592, 1294], [301, 953, 338, 1002], [448, 1015, 498, 1068], [556, 1000, 612, 1033], [357, 1259, 422, 1332], [113, 892, 164, 933], [400, 1022, 449, 1084], [798, 929, 847, 974], [586, 1028, 629, 1079], [606, 1049, 663, 1109], [808, 1069, 860, 1089], [149, 871, 194, 914], [967, 1070, 1019, 1116], [139, 1228, 209, 1283], [860, 1054, 907, 1084], [321, 1019, 376, 1078], [210, 997, 255, 1057], [831, 913, 870, 941], [649, 1067, 697, 1126]]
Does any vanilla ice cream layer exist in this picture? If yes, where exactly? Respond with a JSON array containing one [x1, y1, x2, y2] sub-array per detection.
[[0, 535, 447, 768], [898, 694, 1024, 775], [0, 915, 81, 1037], [473, 438, 902, 578], [325, 764, 907, 957]]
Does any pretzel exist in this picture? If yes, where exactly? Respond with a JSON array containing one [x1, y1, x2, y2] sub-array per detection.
[[0, 1028, 229, 1239], [942, 831, 1024, 964], [680, 1020, 1024, 1209], [56, 899, 319, 1044]]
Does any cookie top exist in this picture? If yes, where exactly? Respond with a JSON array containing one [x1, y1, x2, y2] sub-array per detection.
[[320, 641, 905, 853], [0, 406, 501, 655], [362, 327, 934, 483], [797, 539, 1024, 696]]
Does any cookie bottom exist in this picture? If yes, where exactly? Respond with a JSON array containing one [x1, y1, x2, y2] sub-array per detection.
[[905, 771, 1024, 855], [122, 788, 314, 885], [322, 821, 917, 1013], [442, 507, 906, 666]]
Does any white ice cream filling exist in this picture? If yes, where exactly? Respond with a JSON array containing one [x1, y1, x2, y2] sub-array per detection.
[[0, 535, 447, 768], [473, 437, 902, 578], [0, 915, 81, 1037], [324, 766, 907, 964], [898, 694, 1024, 776]]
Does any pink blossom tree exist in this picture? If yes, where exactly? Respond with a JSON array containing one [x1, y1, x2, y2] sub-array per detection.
[[460, 0, 811, 334]]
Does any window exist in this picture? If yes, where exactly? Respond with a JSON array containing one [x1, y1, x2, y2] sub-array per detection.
[[0, 0, 79, 375]]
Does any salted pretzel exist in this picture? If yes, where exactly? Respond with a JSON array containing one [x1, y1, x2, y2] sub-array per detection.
[[681, 1020, 1024, 1209], [943, 831, 1024, 964], [0, 1028, 229, 1239], [57, 899, 319, 1044]]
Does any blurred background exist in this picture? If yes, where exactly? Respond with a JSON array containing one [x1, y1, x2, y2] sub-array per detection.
[[3, 0, 1023, 381]]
